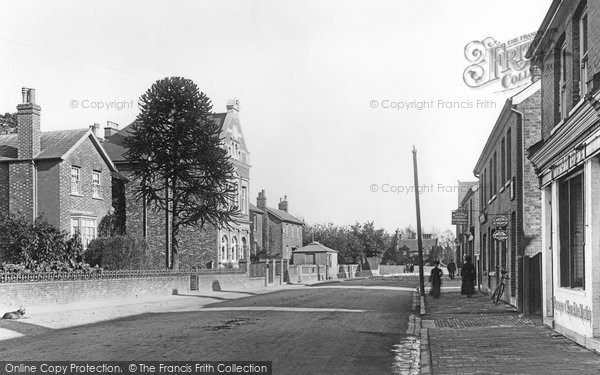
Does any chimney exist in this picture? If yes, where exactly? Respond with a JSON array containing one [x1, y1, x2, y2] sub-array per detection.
[[89, 122, 103, 141], [17, 88, 41, 159], [257, 189, 267, 209], [278, 195, 288, 212], [226, 98, 240, 112], [104, 121, 119, 138]]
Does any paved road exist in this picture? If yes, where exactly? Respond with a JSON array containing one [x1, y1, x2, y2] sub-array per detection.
[[0, 278, 418, 375]]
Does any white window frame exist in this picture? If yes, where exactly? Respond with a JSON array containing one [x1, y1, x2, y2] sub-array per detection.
[[92, 171, 101, 198], [71, 216, 97, 248], [71, 166, 81, 194]]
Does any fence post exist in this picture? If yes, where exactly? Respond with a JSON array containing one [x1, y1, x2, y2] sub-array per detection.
[[283, 259, 289, 283], [271, 259, 276, 285], [264, 259, 270, 287], [279, 259, 284, 285], [298, 265, 302, 283]]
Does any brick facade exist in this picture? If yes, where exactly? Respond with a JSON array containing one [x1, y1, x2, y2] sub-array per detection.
[[0, 89, 114, 250], [250, 190, 303, 260], [474, 82, 542, 314], [104, 100, 252, 269]]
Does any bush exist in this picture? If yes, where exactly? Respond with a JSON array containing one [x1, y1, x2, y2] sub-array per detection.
[[0, 215, 82, 264], [84, 236, 153, 270], [0, 260, 101, 274]]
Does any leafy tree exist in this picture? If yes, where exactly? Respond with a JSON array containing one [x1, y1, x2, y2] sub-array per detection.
[[125, 77, 238, 269], [352, 221, 389, 258], [0, 112, 17, 134]]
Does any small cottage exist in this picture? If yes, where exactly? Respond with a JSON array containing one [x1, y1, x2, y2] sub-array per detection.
[[292, 241, 338, 269]]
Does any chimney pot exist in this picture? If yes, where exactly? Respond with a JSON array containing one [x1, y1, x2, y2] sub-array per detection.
[[16, 87, 41, 159]]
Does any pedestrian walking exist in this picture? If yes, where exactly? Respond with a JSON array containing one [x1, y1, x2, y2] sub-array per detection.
[[461, 255, 476, 297], [447, 260, 456, 280], [429, 261, 443, 299]]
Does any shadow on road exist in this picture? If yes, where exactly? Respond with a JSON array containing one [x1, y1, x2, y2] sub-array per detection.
[[0, 319, 53, 339]]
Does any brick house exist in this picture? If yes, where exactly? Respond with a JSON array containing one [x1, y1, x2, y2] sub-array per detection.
[[0, 88, 115, 254], [455, 182, 480, 283], [527, 0, 600, 348], [250, 190, 303, 260], [474, 81, 542, 314], [454, 180, 477, 266], [103, 99, 251, 269]]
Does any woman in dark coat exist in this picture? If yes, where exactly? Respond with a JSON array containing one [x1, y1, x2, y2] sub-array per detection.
[[429, 261, 443, 299], [461, 255, 476, 297]]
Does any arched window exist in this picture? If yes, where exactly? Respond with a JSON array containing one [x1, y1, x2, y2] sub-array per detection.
[[241, 237, 248, 260], [232, 236, 238, 261], [221, 235, 228, 263]]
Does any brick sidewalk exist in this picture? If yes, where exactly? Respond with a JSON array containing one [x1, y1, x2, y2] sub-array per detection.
[[421, 289, 600, 374]]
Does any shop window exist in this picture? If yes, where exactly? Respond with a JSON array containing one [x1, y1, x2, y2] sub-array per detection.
[[559, 171, 585, 289]]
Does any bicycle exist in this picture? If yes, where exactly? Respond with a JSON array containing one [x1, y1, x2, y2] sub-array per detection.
[[491, 269, 509, 305]]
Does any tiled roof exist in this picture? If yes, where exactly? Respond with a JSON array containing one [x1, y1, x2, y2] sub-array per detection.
[[265, 207, 304, 225], [249, 203, 265, 214], [398, 238, 439, 253], [104, 113, 229, 164], [0, 129, 91, 161], [293, 241, 337, 253]]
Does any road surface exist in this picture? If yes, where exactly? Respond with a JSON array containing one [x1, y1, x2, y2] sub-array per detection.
[[0, 278, 419, 374]]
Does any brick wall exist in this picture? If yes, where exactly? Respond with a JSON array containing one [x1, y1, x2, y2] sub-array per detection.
[[0, 273, 265, 310], [519, 90, 543, 256], [8, 161, 35, 220], [119, 168, 221, 269], [36, 160, 61, 229], [0, 163, 9, 217], [538, 1, 600, 141], [249, 209, 264, 256]]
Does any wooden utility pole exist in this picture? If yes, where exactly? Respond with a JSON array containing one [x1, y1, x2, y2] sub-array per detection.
[[412, 146, 426, 296]]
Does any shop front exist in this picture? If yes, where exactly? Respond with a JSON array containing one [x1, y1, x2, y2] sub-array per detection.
[[532, 96, 600, 350]]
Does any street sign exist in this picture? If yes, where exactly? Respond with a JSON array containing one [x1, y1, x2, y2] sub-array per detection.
[[452, 210, 468, 225], [492, 215, 509, 227], [493, 230, 508, 241]]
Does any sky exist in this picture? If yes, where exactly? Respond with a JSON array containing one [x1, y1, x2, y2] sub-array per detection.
[[0, 0, 552, 233]]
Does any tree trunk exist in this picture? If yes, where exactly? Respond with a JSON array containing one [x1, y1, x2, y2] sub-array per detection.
[[172, 232, 180, 270]]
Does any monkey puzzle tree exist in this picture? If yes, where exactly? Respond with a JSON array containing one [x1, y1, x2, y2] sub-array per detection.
[[125, 77, 238, 269]]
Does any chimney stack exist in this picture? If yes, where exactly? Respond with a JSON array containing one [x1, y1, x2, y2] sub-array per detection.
[[226, 98, 240, 112], [278, 195, 288, 212], [17, 88, 41, 159], [257, 189, 267, 209], [104, 121, 119, 138], [89, 122, 103, 141]]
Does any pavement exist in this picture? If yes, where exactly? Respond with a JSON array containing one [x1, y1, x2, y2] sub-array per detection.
[[418, 278, 600, 374]]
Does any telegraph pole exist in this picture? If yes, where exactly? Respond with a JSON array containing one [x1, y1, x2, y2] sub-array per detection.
[[412, 146, 426, 296]]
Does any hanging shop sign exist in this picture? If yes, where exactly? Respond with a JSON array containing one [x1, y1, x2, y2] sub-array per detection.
[[492, 215, 509, 227], [493, 230, 508, 241]]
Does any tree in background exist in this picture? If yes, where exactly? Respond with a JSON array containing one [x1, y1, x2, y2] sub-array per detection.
[[0, 112, 17, 134], [125, 77, 238, 269]]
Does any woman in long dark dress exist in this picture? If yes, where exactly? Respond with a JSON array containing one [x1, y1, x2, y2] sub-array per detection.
[[461, 255, 476, 297], [429, 261, 443, 299]]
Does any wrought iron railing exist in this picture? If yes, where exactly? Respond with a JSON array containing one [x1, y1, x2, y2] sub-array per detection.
[[0, 268, 245, 283]]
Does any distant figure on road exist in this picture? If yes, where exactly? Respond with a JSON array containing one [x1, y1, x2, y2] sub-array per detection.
[[447, 260, 456, 280], [409, 264, 414, 273], [461, 255, 476, 297], [429, 261, 443, 299]]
